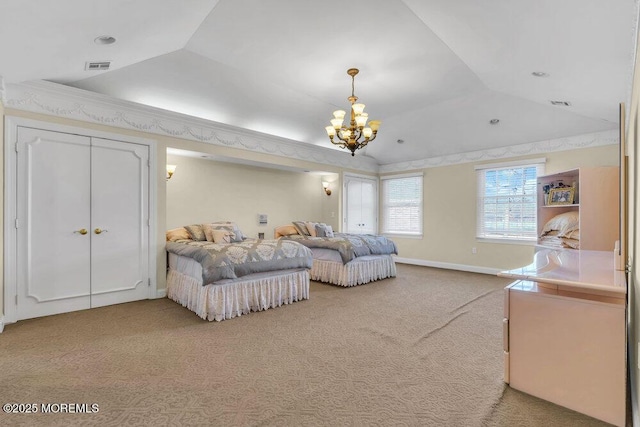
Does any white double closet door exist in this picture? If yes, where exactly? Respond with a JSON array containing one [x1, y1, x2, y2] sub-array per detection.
[[16, 127, 150, 320], [344, 175, 377, 234]]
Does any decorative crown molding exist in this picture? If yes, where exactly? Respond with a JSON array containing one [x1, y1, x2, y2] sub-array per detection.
[[378, 129, 619, 173], [5, 80, 380, 173], [0, 75, 6, 107], [5, 80, 619, 175]]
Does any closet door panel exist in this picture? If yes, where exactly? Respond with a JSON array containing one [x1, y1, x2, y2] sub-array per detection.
[[16, 127, 91, 320], [346, 180, 362, 233], [90, 138, 149, 307], [345, 176, 378, 234], [360, 179, 376, 234]]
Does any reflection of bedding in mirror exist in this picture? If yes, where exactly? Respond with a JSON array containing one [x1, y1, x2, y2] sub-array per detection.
[[539, 211, 580, 249]]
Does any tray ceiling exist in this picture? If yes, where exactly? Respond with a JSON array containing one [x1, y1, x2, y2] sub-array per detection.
[[0, 0, 637, 165]]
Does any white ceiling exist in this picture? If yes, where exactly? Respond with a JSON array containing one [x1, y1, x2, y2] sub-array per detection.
[[0, 0, 637, 165]]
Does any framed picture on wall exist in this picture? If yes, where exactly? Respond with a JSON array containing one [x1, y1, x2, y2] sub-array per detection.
[[548, 188, 575, 205]]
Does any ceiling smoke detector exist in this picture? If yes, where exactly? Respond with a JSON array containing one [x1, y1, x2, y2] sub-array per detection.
[[94, 35, 116, 45], [489, 119, 500, 125], [531, 71, 549, 77], [550, 100, 572, 106]]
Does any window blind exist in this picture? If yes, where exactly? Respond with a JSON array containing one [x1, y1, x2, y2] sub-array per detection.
[[381, 173, 423, 235], [476, 161, 545, 240]]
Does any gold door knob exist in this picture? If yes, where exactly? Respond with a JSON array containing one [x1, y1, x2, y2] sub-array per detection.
[[94, 228, 108, 235], [74, 228, 88, 235]]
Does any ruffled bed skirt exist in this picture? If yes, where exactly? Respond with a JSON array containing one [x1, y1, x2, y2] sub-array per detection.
[[167, 269, 310, 321], [310, 255, 396, 287]]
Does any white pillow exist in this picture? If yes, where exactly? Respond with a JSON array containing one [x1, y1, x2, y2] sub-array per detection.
[[564, 229, 580, 240], [541, 211, 579, 236], [324, 225, 334, 237]]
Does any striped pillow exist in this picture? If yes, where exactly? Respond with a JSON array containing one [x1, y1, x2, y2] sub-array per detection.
[[292, 221, 311, 236], [184, 224, 206, 241]]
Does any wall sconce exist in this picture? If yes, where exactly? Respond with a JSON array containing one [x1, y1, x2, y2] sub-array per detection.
[[322, 181, 332, 196], [166, 164, 177, 180]]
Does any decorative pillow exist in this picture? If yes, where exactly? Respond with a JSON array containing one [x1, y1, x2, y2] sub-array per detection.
[[166, 227, 191, 241], [541, 211, 579, 237], [561, 237, 580, 249], [315, 223, 334, 238], [203, 223, 243, 243], [184, 224, 207, 241], [564, 229, 580, 240], [324, 225, 334, 237], [305, 221, 319, 237], [210, 228, 236, 244], [292, 221, 311, 236], [212, 221, 245, 241], [274, 225, 299, 238]]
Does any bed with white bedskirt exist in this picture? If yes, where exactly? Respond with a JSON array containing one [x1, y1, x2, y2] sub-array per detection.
[[275, 223, 397, 287], [165, 223, 313, 321]]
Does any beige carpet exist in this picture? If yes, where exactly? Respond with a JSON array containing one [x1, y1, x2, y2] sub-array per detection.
[[0, 264, 610, 426]]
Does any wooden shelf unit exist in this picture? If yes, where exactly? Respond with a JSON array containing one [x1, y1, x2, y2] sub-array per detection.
[[537, 167, 619, 251]]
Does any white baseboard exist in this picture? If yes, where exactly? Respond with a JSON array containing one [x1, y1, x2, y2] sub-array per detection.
[[156, 289, 167, 299], [394, 257, 502, 276], [0, 315, 4, 333]]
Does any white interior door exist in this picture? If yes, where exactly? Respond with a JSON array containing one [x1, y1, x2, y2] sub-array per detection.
[[90, 138, 149, 308], [359, 179, 377, 234], [16, 127, 92, 320], [346, 179, 362, 233], [14, 128, 151, 320], [345, 175, 378, 234]]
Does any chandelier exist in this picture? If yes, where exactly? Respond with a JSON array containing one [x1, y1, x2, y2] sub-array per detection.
[[325, 68, 381, 156]]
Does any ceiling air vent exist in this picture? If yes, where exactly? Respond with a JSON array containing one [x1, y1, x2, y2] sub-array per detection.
[[85, 61, 111, 71], [550, 100, 571, 106]]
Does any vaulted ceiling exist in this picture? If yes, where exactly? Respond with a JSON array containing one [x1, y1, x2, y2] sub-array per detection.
[[1, 0, 637, 165]]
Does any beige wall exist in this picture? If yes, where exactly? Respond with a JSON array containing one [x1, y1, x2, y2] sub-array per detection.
[[387, 144, 620, 271], [0, 109, 346, 306], [0, 109, 622, 324], [166, 155, 339, 237], [628, 26, 640, 422], [0, 100, 4, 317]]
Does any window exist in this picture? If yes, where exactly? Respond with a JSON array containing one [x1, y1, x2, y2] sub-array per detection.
[[476, 159, 545, 241], [381, 173, 423, 236]]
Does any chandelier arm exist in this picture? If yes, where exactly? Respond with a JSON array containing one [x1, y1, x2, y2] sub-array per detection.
[[353, 127, 362, 141], [337, 130, 350, 143], [328, 135, 345, 147], [330, 139, 345, 146]]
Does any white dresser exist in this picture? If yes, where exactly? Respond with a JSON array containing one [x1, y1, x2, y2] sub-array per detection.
[[500, 249, 627, 427]]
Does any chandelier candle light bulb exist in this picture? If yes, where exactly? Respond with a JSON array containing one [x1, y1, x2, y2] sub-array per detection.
[[325, 68, 381, 156]]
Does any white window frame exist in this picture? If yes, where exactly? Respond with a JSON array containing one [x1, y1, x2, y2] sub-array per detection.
[[476, 158, 545, 243], [381, 172, 423, 238]]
